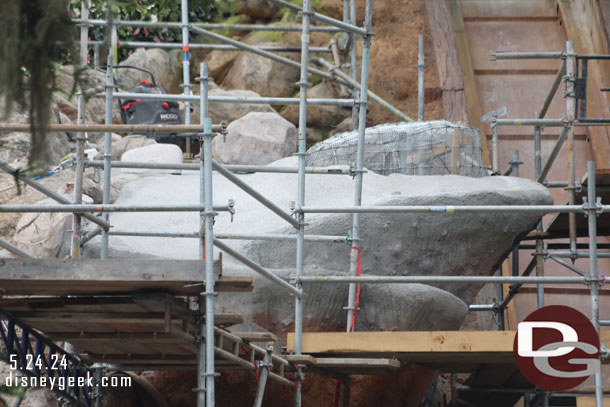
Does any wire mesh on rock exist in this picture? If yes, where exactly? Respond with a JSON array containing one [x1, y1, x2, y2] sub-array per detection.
[[306, 120, 487, 177]]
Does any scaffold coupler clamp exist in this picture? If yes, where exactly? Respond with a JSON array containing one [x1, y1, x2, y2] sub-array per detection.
[[582, 196, 603, 217], [601, 341, 609, 363]]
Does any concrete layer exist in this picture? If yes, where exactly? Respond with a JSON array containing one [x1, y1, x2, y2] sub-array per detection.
[[217, 267, 468, 340], [244, 173, 553, 302], [99, 157, 551, 335]]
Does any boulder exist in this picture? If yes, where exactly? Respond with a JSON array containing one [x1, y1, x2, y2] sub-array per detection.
[[221, 43, 300, 97], [0, 100, 75, 167], [120, 143, 184, 175], [54, 65, 122, 124], [243, 174, 553, 303], [96, 134, 157, 161], [281, 82, 351, 128], [204, 50, 239, 83], [213, 112, 297, 165], [12, 195, 93, 258], [190, 88, 275, 124], [116, 49, 181, 94]]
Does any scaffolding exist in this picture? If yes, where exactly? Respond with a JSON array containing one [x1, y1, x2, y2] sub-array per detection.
[[0, 1, 609, 406]]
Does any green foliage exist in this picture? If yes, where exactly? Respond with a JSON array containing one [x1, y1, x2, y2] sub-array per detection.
[[69, 0, 226, 62], [0, 0, 81, 169]]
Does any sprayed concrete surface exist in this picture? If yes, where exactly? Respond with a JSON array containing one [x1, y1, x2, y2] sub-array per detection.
[[91, 156, 552, 335]]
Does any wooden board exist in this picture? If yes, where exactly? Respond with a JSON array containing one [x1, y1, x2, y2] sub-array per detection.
[[577, 396, 610, 407], [314, 357, 400, 375], [0, 258, 253, 295], [287, 331, 610, 369], [425, 0, 470, 124]]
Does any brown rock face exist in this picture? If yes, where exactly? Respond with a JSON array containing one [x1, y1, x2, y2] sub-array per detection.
[[221, 43, 300, 97], [281, 81, 351, 128]]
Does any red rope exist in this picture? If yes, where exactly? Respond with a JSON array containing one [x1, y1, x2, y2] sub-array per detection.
[[333, 380, 342, 407]]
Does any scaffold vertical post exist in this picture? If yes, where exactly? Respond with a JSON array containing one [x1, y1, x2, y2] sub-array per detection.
[[534, 112, 545, 308], [101, 22, 114, 260], [417, 34, 425, 122], [345, 0, 373, 333], [181, 0, 193, 158], [586, 160, 603, 406], [350, 0, 358, 129], [253, 343, 273, 407], [71, 0, 89, 260], [566, 41, 578, 258], [294, 0, 313, 405], [492, 121, 498, 172]]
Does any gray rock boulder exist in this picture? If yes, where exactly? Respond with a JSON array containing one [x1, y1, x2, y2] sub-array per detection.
[[96, 134, 157, 161], [0, 99, 75, 166], [54, 65, 122, 124], [13, 195, 93, 258], [221, 43, 300, 97], [120, 143, 183, 175], [191, 88, 275, 124], [213, 112, 297, 165], [244, 175, 553, 302], [281, 81, 351, 128], [116, 49, 181, 94], [204, 50, 239, 83], [218, 267, 468, 339]]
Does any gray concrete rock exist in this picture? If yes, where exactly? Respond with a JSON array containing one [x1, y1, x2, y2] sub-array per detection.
[[191, 88, 275, 124], [243, 174, 553, 302], [13, 195, 93, 258], [213, 112, 297, 165], [96, 134, 157, 161], [0, 102, 75, 167], [54, 65, 122, 124], [221, 43, 300, 97], [218, 267, 468, 339], [281, 81, 351, 128], [120, 143, 183, 175], [204, 50, 239, 83], [116, 49, 181, 94], [103, 157, 551, 335]]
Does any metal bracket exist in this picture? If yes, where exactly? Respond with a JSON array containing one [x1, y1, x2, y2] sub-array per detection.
[[295, 81, 312, 88], [582, 196, 604, 217]]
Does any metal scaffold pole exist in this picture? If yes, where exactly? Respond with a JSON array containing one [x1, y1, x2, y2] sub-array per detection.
[[345, 0, 374, 332], [294, 0, 313, 404], [181, 0, 193, 158], [566, 41, 578, 258], [350, 0, 358, 129], [71, 0, 89, 260], [586, 161, 603, 406], [417, 34, 425, 122], [101, 21, 115, 260], [197, 62, 217, 407]]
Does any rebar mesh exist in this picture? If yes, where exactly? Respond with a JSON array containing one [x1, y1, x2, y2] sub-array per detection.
[[306, 120, 487, 177]]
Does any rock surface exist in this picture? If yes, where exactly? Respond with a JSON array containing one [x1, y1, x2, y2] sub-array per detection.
[[116, 49, 181, 94], [120, 143, 184, 175], [281, 82, 351, 128], [102, 156, 552, 337], [97, 134, 157, 161], [54, 65, 122, 124], [191, 88, 275, 124], [12, 195, 93, 258], [221, 43, 300, 97], [213, 112, 297, 165]]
